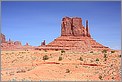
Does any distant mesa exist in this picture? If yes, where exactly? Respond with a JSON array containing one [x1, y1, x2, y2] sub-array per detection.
[[1, 16, 110, 51], [0, 33, 34, 50]]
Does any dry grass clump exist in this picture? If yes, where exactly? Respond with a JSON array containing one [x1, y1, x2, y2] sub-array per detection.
[[79, 57, 83, 61], [43, 55, 49, 60], [66, 69, 70, 73], [102, 50, 107, 53], [111, 51, 115, 53], [99, 75, 102, 80], [16, 69, 26, 73], [96, 58, 99, 61], [58, 56, 63, 61], [61, 50, 65, 53], [90, 51, 93, 53]]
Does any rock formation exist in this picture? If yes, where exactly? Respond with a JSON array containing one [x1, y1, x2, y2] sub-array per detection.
[[86, 20, 91, 37], [25, 43, 29, 46], [1, 33, 6, 43], [14, 41, 22, 46], [1, 17, 110, 52], [37, 17, 110, 52], [61, 17, 91, 37], [1, 38, 16, 50], [41, 40, 46, 46], [1, 33, 34, 51]]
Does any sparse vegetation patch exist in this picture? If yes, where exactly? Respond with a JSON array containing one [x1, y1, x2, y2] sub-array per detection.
[[111, 50, 115, 53], [43, 55, 49, 60], [102, 50, 107, 53], [61, 50, 65, 53], [79, 57, 83, 61], [96, 58, 99, 61], [99, 75, 102, 80], [58, 56, 63, 61], [90, 51, 93, 53], [66, 69, 70, 73], [104, 54, 107, 58], [119, 55, 121, 58]]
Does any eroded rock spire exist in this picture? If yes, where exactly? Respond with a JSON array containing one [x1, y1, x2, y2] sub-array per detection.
[[61, 17, 91, 37]]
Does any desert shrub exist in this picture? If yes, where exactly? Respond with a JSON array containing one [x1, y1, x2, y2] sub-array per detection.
[[75, 65, 78, 68], [79, 57, 83, 61], [6, 53, 9, 55], [43, 55, 49, 60], [16, 69, 26, 73], [55, 49, 58, 51], [111, 50, 115, 53], [96, 58, 99, 61], [90, 51, 93, 53], [102, 50, 107, 53], [68, 58, 71, 60], [58, 56, 63, 61], [11, 78, 16, 81], [21, 52, 26, 54], [44, 50, 47, 52], [104, 58, 107, 61], [112, 77, 114, 80], [119, 55, 121, 58], [104, 54, 107, 58], [66, 69, 70, 73], [99, 75, 102, 80], [9, 71, 15, 76], [61, 50, 65, 53]]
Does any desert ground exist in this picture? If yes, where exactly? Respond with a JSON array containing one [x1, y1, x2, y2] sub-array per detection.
[[1, 50, 121, 81]]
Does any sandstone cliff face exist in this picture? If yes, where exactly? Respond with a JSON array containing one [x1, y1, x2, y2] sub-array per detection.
[[61, 17, 91, 37], [1, 33, 6, 43], [61, 17, 72, 36]]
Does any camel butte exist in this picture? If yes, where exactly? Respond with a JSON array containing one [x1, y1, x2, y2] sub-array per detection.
[[1, 17, 121, 81]]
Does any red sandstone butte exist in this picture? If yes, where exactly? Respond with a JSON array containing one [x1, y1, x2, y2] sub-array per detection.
[[37, 17, 110, 51]]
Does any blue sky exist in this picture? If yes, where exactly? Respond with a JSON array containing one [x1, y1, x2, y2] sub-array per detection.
[[1, 1, 121, 50]]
